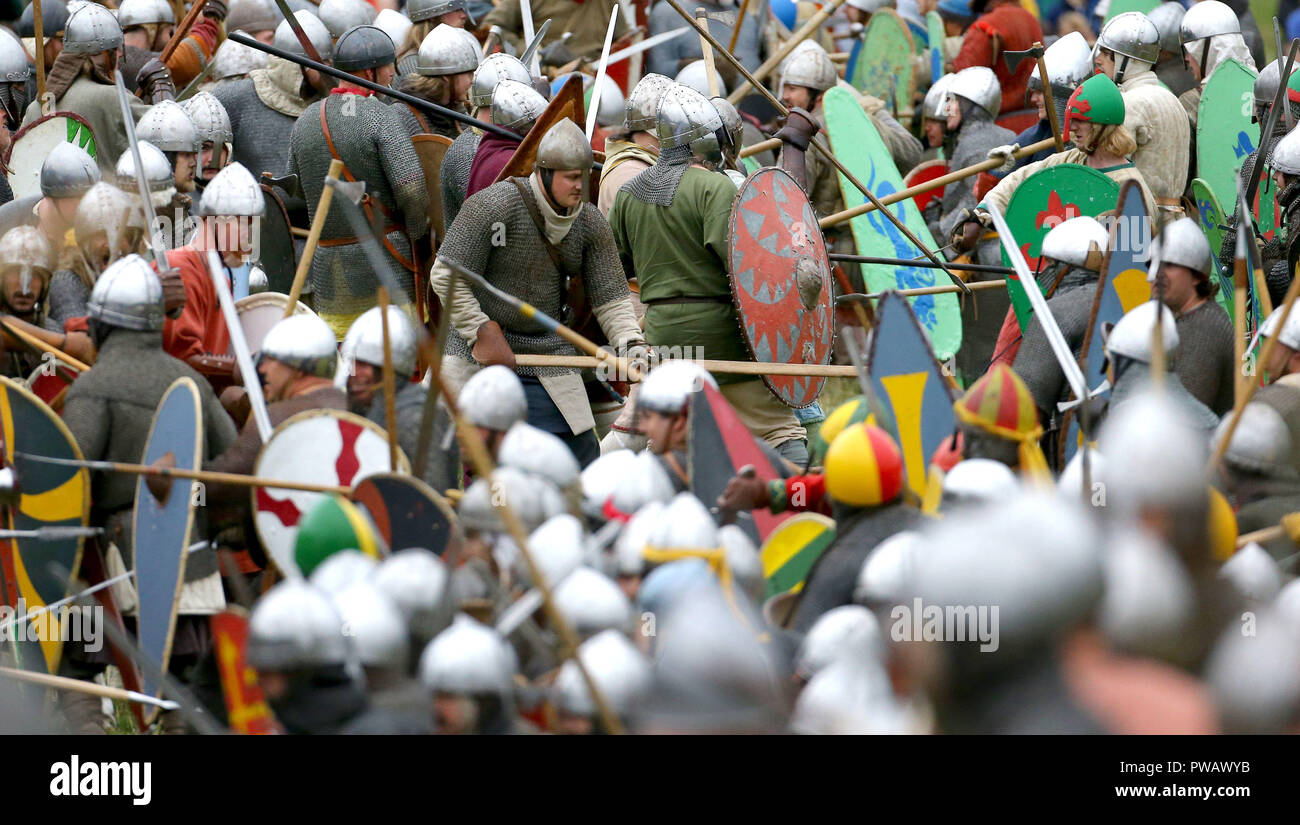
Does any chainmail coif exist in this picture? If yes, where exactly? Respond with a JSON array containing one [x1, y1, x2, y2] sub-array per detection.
[[623, 143, 694, 207]]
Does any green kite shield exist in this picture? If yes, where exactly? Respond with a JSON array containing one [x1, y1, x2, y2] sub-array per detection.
[[760, 512, 835, 600], [3, 112, 97, 201], [1197, 58, 1258, 211], [727, 166, 834, 408], [132, 377, 203, 722], [902, 158, 949, 213], [927, 11, 945, 81], [1190, 178, 1237, 318], [823, 85, 963, 359], [252, 409, 409, 577], [351, 472, 458, 557], [1103, 0, 1159, 24], [850, 9, 915, 115], [1000, 164, 1119, 331], [0, 376, 89, 675], [867, 292, 957, 498]]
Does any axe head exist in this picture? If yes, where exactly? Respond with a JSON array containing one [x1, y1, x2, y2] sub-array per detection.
[[327, 178, 367, 205], [1003, 45, 1045, 75]]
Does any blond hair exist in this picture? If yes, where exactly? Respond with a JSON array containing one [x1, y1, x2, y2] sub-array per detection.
[[1098, 123, 1137, 159]]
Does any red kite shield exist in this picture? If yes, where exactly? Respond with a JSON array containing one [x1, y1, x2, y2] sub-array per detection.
[[728, 167, 834, 408]]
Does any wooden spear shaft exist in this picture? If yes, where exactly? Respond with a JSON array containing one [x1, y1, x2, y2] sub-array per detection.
[[697, 7, 720, 98], [0, 666, 179, 709], [820, 137, 1056, 229], [32, 0, 45, 114], [160, 0, 209, 65], [739, 137, 781, 158], [378, 287, 399, 472], [1034, 42, 1064, 153], [726, 0, 851, 104], [0, 317, 91, 373], [728, 0, 752, 53], [16, 452, 352, 494], [284, 159, 344, 318]]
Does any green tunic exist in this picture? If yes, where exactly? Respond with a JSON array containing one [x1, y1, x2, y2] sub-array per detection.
[[608, 167, 752, 384]]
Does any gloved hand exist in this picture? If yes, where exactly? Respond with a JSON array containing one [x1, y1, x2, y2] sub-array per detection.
[[986, 143, 1020, 173], [203, 0, 229, 21], [159, 266, 187, 319], [774, 107, 820, 151], [135, 58, 175, 103], [539, 38, 575, 70], [717, 469, 770, 513], [472, 320, 516, 369]]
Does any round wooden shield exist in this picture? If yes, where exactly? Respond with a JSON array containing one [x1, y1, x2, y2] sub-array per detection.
[[252, 409, 409, 577], [728, 166, 834, 408], [350, 472, 458, 557], [132, 377, 203, 722], [229, 292, 317, 358], [24, 357, 80, 410], [902, 158, 949, 213], [0, 376, 90, 674], [1000, 164, 1119, 331], [256, 184, 298, 295], [995, 109, 1040, 135], [850, 8, 915, 116], [4, 112, 98, 201]]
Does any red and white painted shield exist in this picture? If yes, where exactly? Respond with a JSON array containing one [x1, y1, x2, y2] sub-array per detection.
[[252, 409, 408, 577], [727, 167, 834, 408], [24, 358, 80, 410], [230, 293, 316, 358], [5, 112, 97, 201]]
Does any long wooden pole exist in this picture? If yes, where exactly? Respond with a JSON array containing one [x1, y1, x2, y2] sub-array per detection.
[[728, 0, 752, 53], [739, 137, 780, 158], [14, 452, 352, 494], [0, 317, 91, 372], [377, 287, 399, 472], [820, 137, 1056, 229], [726, 0, 851, 104], [159, 0, 209, 64], [284, 159, 343, 318], [0, 666, 180, 710], [697, 7, 720, 98], [32, 0, 46, 114], [663, 0, 966, 292], [839, 280, 1008, 300], [513, 354, 859, 377], [1034, 43, 1064, 153]]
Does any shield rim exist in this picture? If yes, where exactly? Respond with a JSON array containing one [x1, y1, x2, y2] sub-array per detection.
[[727, 165, 835, 409], [0, 375, 90, 675], [854, 8, 917, 114], [349, 471, 460, 556], [257, 183, 298, 294], [131, 376, 203, 723], [901, 158, 950, 213], [757, 510, 835, 599], [3, 111, 98, 201], [251, 408, 411, 578]]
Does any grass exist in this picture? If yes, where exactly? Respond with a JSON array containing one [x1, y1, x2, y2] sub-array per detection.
[[1251, 0, 1281, 62]]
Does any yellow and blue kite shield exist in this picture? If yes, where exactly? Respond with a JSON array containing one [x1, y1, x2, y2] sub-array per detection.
[[867, 292, 958, 497], [132, 377, 203, 724], [0, 376, 89, 675], [759, 512, 835, 600]]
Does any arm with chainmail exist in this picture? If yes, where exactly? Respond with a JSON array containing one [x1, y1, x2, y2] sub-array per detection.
[[375, 111, 431, 242], [428, 192, 497, 349]]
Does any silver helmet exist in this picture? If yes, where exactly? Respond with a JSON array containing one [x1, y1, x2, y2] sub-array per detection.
[[74, 182, 138, 255], [1147, 1, 1187, 54], [1213, 402, 1295, 477], [247, 579, 352, 670], [1095, 11, 1160, 81], [520, 513, 586, 590], [1219, 542, 1282, 604], [946, 65, 1001, 119], [182, 92, 234, 148], [718, 524, 763, 603], [1097, 527, 1194, 660], [459, 364, 527, 431], [308, 548, 379, 596], [1271, 125, 1300, 176], [40, 142, 100, 198], [458, 467, 555, 535], [372, 548, 452, 642], [468, 53, 532, 109], [1028, 31, 1092, 97], [555, 629, 651, 720], [331, 580, 409, 671], [87, 253, 165, 331], [852, 530, 922, 606], [645, 492, 718, 555], [942, 457, 1020, 508], [336, 304, 419, 385], [535, 118, 593, 171], [117, 141, 174, 195], [197, 162, 265, 217], [374, 9, 414, 53], [1261, 303, 1300, 351], [407, 0, 475, 25], [1179, 0, 1240, 46], [417, 22, 479, 76], [418, 614, 516, 696], [1104, 300, 1178, 363], [710, 96, 743, 156], [498, 421, 581, 490], [226, 0, 280, 35], [137, 100, 201, 153], [1254, 57, 1300, 108], [922, 73, 955, 119], [608, 451, 675, 518], [578, 449, 637, 518], [673, 58, 725, 97], [625, 72, 673, 132], [332, 24, 396, 72], [0, 29, 31, 83], [490, 78, 547, 131], [796, 604, 883, 680], [657, 83, 726, 166], [318, 0, 375, 40], [1098, 390, 1208, 515], [552, 566, 636, 639], [116, 0, 174, 29], [211, 38, 268, 81], [636, 359, 718, 416], [258, 313, 339, 376], [1205, 609, 1300, 734], [613, 501, 661, 577], [1039, 215, 1108, 270], [779, 41, 837, 93], [1157, 216, 1212, 275], [62, 2, 122, 55], [0, 226, 53, 298], [274, 10, 334, 62], [19, 0, 69, 40]]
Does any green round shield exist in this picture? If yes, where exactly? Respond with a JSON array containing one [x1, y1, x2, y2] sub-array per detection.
[[850, 8, 915, 116]]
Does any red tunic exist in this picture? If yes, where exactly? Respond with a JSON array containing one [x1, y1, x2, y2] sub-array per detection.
[[953, 1, 1044, 115], [159, 246, 230, 364]]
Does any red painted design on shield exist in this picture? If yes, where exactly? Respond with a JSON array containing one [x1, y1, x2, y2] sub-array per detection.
[[1025, 191, 1083, 271], [335, 420, 364, 485], [255, 488, 302, 527]]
